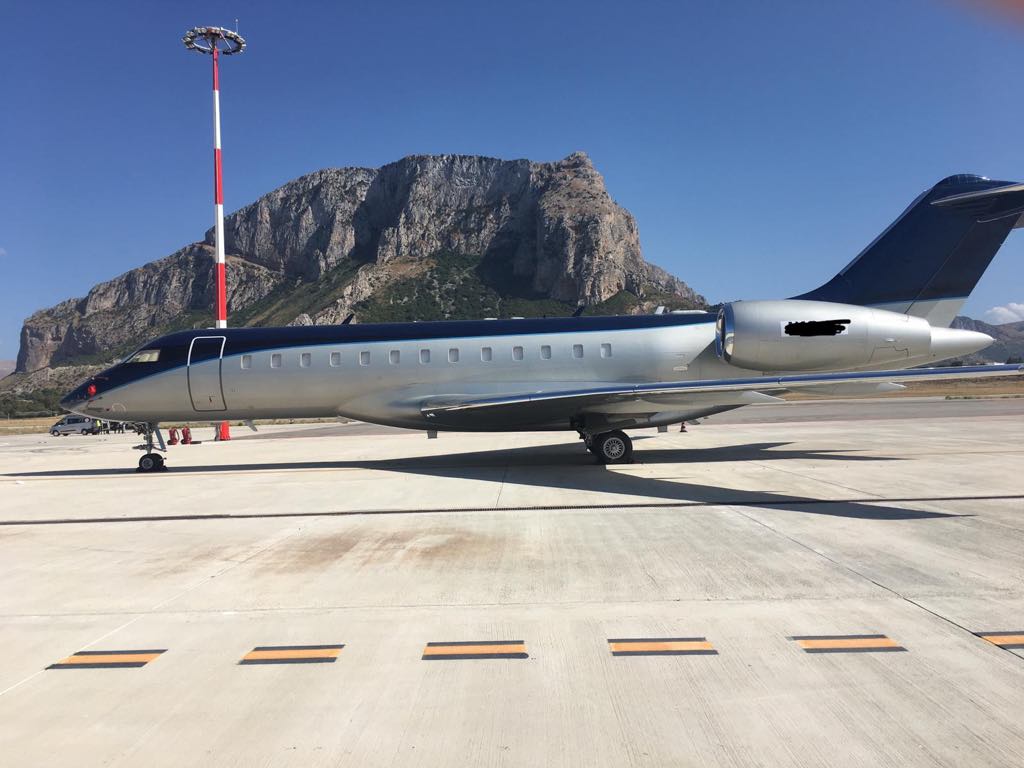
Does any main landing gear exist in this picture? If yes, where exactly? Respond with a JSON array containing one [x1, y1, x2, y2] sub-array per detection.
[[136, 424, 168, 473], [582, 430, 634, 464]]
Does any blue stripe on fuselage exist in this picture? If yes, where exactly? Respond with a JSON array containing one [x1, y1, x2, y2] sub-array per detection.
[[172, 312, 716, 350]]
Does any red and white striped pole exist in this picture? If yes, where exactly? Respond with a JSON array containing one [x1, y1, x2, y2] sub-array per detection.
[[211, 44, 227, 330], [184, 26, 245, 443], [210, 44, 230, 442]]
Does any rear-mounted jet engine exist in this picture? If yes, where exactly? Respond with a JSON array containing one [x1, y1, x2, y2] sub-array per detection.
[[715, 300, 993, 371]]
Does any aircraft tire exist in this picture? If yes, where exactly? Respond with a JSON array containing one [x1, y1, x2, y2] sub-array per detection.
[[594, 430, 633, 464], [138, 453, 165, 473]]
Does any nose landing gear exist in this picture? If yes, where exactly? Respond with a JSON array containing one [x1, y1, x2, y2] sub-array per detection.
[[138, 452, 165, 472], [136, 424, 168, 473]]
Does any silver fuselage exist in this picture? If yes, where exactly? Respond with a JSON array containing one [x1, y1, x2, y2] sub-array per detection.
[[64, 307, 988, 433], [76, 319, 719, 429]]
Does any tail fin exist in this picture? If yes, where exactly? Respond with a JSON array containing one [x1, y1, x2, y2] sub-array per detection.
[[794, 174, 1024, 326]]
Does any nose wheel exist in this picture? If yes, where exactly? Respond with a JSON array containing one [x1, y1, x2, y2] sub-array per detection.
[[135, 424, 168, 473], [589, 430, 633, 464], [138, 453, 166, 472]]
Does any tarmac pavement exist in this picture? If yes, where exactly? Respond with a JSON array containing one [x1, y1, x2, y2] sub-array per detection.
[[0, 398, 1022, 766]]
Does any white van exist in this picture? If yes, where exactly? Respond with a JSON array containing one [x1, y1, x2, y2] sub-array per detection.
[[50, 415, 96, 436]]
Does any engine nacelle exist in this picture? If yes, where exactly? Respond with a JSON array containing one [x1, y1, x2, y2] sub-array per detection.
[[715, 300, 933, 372]]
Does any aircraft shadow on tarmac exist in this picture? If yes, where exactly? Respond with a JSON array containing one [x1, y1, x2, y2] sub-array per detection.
[[6, 441, 974, 522]]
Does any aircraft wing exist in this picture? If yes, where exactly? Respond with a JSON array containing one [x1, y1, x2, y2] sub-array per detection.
[[421, 364, 1022, 425]]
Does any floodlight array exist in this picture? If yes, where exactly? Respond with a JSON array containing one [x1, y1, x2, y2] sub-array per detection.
[[182, 26, 246, 55]]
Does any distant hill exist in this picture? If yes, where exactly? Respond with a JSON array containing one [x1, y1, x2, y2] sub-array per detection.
[[0, 360, 14, 379], [950, 316, 1024, 364]]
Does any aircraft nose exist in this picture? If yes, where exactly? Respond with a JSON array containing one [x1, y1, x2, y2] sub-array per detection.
[[60, 381, 94, 412], [60, 391, 82, 411]]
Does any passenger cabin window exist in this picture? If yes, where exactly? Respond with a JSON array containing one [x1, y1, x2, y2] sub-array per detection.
[[512, 346, 524, 361], [271, 353, 282, 369], [573, 344, 584, 359], [300, 352, 311, 368], [389, 350, 400, 365], [420, 349, 430, 364], [330, 352, 341, 367], [600, 343, 612, 358], [359, 351, 370, 366], [448, 348, 459, 363], [241, 355, 252, 369], [481, 347, 493, 362], [127, 349, 160, 363], [540, 345, 552, 360]]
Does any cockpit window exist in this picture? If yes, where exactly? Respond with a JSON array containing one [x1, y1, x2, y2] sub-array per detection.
[[126, 349, 161, 363]]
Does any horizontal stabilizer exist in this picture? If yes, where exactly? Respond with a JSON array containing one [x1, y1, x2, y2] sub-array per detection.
[[931, 181, 1024, 222]]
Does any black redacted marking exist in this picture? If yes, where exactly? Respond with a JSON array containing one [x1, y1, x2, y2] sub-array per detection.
[[239, 644, 345, 664], [784, 319, 851, 337], [47, 649, 167, 669], [422, 640, 528, 660], [789, 634, 906, 653]]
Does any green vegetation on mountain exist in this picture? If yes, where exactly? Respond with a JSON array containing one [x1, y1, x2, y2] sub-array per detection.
[[354, 252, 704, 323], [0, 388, 64, 418], [233, 260, 362, 327]]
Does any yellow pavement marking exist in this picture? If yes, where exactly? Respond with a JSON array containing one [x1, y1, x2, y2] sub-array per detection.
[[242, 648, 342, 661], [608, 639, 715, 654], [56, 653, 162, 665], [422, 642, 528, 659]]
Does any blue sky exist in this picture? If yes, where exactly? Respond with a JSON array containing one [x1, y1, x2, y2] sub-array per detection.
[[3, 0, 1024, 358]]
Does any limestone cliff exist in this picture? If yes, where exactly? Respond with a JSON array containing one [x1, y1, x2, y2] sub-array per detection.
[[15, 152, 705, 376]]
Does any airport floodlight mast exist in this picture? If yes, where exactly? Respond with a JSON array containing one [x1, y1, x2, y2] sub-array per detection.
[[182, 25, 245, 442]]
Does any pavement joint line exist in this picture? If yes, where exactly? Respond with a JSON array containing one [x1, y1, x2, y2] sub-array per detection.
[[2, 592, 920, 621], [747, 459, 886, 500], [726, 506, 1024, 664], [0, 494, 1017, 526], [493, 464, 511, 509]]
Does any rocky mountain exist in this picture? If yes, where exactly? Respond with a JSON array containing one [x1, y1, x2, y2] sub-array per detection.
[[0, 361, 14, 379], [13, 152, 704, 380]]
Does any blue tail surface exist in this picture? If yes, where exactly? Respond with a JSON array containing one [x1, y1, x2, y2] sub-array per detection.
[[795, 174, 1024, 326]]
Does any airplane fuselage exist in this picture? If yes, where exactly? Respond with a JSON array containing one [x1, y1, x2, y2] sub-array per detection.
[[62, 307, 991, 434], [66, 314, 721, 430]]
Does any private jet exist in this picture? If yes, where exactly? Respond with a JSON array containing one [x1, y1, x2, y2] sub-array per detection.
[[62, 174, 1024, 471]]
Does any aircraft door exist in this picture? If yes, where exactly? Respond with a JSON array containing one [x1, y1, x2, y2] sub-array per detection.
[[188, 336, 227, 411]]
